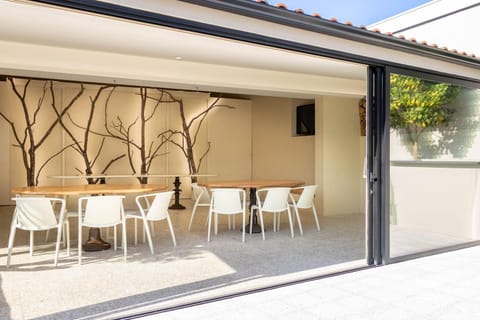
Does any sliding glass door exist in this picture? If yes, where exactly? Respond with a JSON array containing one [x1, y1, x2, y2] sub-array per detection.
[[387, 69, 480, 261]]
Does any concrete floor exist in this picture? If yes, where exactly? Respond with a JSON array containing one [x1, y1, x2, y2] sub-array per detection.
[[0, 201, 366, 319]]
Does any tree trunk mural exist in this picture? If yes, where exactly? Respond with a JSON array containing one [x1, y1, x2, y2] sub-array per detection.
[[50, 84, 126, 185], [0, 78, 84, 186], [156, 90, 234, 183], [102, 87, 177, 184]]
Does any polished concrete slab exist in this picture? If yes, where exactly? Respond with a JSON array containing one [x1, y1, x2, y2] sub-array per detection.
[[0, 201, 366, 319]]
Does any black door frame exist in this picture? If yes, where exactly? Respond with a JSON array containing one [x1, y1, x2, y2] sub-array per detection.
[[366, 66, 387, 266]]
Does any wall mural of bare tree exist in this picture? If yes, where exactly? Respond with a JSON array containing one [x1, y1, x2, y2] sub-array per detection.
[[0, 78, 83, 186], [155, 90, 234, 183], [101, 87, 178, 184], [1, 79, 236, 188], [50, 84, 126, 185]]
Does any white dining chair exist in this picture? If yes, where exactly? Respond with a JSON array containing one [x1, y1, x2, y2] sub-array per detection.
[[289, 185, 320, 235], [78, 195, 127, 264], [188, 183, 211, 231], [7, 197, 67, 267], [14, 194, 70, 257], [250, 187, 294, 240], [125, 191, 176, 254], [45, 196, 72, 256], [207, 188, 247, 242]]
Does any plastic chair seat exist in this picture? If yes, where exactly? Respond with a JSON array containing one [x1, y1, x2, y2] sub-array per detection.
[[7, 197, 68, 267]]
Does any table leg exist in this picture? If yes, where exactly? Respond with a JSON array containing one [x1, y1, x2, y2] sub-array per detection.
[[245, 187, 262, 233], [83, 228, 111, 251], [82, 182, 112, 251], [169, 176, 186, 210]]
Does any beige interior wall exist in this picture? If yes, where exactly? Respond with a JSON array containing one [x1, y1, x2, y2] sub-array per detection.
[[0, 80, 249, 208], [314, 98, 325, 216], [207, 98, 252, 182], [251, 96, 315, 184], [1, 79, 366, 216], [320, 96, 366, 216], [0, 82, 11, 204]]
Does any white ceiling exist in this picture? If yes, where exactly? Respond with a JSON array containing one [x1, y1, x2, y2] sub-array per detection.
[[0, 0, 367, 96]]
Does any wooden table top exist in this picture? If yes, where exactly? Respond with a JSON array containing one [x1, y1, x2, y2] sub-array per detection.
[[49, 174, 216, 179], [201, 179, 305, 189], [11, 183, 168, 196]]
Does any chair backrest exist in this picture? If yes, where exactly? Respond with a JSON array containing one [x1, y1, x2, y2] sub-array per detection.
[[192, 183, 210, 204], [211, 188, 245, 214], [80, 195, 125, 227], [13, 197, 63, 230], [258, 187, 291, 212], [295, 185, 318, 209], [141, 191, 174, 220]]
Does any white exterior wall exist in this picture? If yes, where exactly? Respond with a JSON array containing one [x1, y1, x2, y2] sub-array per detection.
[[370, 0, 480, 56]]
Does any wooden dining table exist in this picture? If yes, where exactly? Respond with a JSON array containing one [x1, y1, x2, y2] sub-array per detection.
[[49, 174, 216, 210], [200, 179, 305, 233], [12, 183, 168, 251]]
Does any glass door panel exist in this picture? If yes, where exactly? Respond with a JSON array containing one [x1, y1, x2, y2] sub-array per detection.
[[389, 72, 480, 258]]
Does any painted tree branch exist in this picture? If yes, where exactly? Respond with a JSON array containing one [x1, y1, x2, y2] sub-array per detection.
[[0, 78, 84, 186], [155, 89, 234, 182], [50, 84, 126, 185], [103, 87, 178, 184]]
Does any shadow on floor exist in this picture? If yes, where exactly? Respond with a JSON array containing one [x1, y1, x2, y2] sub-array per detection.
[[0, 205, 366, 319]]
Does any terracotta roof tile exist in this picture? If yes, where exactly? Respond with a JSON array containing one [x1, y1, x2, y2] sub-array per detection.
[[250, 0, 479, 60]]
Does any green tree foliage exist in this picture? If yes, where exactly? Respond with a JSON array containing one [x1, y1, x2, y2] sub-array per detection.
[[390, 74, 460, 159]]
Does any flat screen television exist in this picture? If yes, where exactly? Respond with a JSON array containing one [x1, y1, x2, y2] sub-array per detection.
[[296, 104, 315, 136]]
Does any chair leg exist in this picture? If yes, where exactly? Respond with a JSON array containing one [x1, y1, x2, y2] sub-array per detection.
[[214, 213, 218, 235], [287, 207, 294, 238], [6, 219, 17, 268], [207, 208, 213, 242], [65, 220, 71, 256], [54, 225, 63, 267], [312, 206, 321, 231], [143, 218, 154, 254], [241, 212, 246, 243], [188, 203, 199, 231], [150, 221, 155, 237], [273, 213, 277, 232], [122, 222, 127, 262], [166, 214, 177, 247], [78, 224, 82, 265], [258, 209, 265, 240], [30, 231, 34, 256], [294, 206, 304, 236], [114, 226, 117, 251]]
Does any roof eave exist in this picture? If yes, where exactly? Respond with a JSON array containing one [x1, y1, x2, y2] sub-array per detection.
[[179, 0, 480, 69]]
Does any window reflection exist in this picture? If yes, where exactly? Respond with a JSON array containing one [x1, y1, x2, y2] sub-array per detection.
[[389, 73, 480, 258]]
